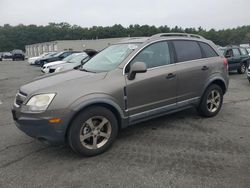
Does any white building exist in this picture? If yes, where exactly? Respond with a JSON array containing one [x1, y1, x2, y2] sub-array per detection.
[[25, 38, 126, 57]]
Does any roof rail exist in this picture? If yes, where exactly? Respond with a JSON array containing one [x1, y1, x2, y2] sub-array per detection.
[[150, 33, 204, 39]]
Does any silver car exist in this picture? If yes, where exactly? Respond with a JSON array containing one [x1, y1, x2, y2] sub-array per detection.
[[49, 52, 90, 73], [12, 33, 229, 156]]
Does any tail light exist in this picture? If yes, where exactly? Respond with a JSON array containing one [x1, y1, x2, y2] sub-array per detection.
[[223, 57, 228, 70]]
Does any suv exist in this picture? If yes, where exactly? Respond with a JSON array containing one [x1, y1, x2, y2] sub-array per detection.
[[12, 33, 229, 156], [219, 46, 249, 74], [12, 49, 25, 61]]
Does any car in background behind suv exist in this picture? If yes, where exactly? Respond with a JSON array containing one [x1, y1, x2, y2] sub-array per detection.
[[12, 49, 25, 61], [28, 52, 54, 65], [247, 65, 250, 83], [2, 52, 12, 59], [12, 33, 229, 156], [219, 46, 249, 74], [36, 51, 80, 66], [48, 49, 98, 73]]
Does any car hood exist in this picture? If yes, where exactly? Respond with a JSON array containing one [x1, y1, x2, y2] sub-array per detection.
[[44, 60, 65, 68], [29, 56, 40, 60], [40, 56, 57, 61], [20, 70, 107, 95]]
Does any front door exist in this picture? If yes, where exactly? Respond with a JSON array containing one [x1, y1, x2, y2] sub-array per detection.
[[124, 41, 177, 120]]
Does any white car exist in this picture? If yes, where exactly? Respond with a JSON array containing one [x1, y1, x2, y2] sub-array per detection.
[[41, 53, 81, 73], [28, 52, 52, 65], [49, 53, 90, 73]]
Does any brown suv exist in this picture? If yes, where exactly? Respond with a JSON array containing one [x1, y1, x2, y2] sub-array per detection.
[[12, 33, 229, 156]]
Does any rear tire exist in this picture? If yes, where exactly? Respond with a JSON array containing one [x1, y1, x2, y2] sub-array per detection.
[[198, 84, 223, 117], [68, 106, 118, 156], [237, 63, 246, 74]]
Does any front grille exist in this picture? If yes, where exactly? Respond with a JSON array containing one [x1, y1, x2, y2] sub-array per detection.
[[15, 91, 27, 106]]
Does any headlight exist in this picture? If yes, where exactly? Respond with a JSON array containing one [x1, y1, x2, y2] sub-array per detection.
[[55, 67, 63, 72], [45, 65, 51, 69], [26, 93, 55, 112]]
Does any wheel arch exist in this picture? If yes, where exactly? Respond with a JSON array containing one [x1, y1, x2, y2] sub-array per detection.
[[65, 99, 127, 140], [203, 77, 227, 96]]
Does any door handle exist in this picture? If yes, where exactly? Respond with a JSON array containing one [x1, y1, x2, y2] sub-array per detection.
[[166, 73, 176, 79], [201, 66, 209, 71]]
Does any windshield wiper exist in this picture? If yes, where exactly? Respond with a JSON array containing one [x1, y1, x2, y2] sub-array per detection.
[[80, 68, 96, 73]]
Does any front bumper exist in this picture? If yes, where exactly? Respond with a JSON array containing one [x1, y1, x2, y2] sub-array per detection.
[[11, 106, 72, 144]]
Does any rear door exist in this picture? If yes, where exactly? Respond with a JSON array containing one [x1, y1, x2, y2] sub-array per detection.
[[172, 40, 217, 103]]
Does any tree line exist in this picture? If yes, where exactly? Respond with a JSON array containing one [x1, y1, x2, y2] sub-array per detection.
[[0, 23, 250, 51]]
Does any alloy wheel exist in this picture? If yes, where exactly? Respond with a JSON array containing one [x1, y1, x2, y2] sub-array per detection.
[[79, 116, 112, 150], [241, 64, 246, 73], [206, 90, 221, 113]]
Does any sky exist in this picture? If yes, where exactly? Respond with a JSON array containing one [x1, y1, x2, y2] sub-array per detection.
[[0, 0, 250, 30]]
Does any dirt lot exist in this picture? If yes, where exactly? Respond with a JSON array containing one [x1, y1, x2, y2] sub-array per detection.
[[0, 60, 250, 188]]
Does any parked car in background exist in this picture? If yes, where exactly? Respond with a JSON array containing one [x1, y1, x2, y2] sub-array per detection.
[[49, 53, 91, 73], [28, 52, 54, 65], [218, 46, 250, 74], [12, 33, 229, 156], [2, 52, 12, 59], [12, 49, 25, 61], [34, 52, 58, 66], [44, 49, 98, 73], [247, 65, 250, 83], [36, 51, 80, 67], [42, 53, 82, 73], [246, 47, 250, 56]]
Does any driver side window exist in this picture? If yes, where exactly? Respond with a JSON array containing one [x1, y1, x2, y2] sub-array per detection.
[[126, 41, 171, 72]]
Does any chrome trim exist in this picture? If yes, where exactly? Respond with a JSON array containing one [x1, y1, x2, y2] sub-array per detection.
[[122, 39, 220, 75], [147, 63, 175, 71]]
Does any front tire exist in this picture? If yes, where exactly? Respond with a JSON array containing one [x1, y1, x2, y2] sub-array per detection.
[[198, 84, 223, 117], [68, 106, 118, 156]]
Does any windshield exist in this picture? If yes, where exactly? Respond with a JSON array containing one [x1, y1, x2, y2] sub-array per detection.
[[81, 43, 139, 72], [69, 53, 88, 63], [12, 50, 23, 54], [54, 52, 64, 57], [63, 53, 81, 62], [44, 52, 57, 58], [246, 47, 250, 53]]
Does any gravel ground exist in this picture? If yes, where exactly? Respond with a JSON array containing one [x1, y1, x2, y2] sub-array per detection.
[[0, 60, 250, 188]]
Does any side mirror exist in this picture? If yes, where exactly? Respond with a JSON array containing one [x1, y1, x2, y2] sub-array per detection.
[[225, 54, 231, 58], [128, 62, 147, 80]]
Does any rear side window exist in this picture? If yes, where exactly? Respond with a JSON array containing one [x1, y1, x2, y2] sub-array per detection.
[[199, 42, 218, 58], [173, 40, 202, 62]]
